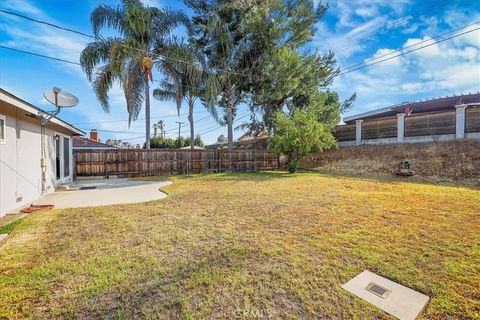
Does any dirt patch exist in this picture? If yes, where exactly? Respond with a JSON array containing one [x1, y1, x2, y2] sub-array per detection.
[[0, 213, 26, 228]]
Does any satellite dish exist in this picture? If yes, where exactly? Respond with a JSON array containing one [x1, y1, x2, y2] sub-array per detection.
[[40, 87, 79, 125], [43, 87, 79, 108]]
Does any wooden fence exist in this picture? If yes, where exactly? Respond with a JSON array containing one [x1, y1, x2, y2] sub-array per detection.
[[362, 116, 397, 139], [74, 149, 280, 178], [404, 110, 456, 136], [332, 108, 480, 141], [333, 124, 356, 141], [466, 107, 480, 133]]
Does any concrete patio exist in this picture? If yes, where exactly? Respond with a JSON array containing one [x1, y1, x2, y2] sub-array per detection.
[[34, 179, 172, 209]]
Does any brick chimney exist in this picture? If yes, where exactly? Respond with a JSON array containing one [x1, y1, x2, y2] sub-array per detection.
[[90, 129, 99, 142]]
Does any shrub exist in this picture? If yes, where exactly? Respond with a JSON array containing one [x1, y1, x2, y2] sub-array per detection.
[[270, 107, 337, 173]]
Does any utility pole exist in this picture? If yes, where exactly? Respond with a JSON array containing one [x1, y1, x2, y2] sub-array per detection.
[[175, 121, 184, 140]]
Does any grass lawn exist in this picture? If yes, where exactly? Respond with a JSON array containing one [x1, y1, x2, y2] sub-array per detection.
[[0, 172, 479, 319]]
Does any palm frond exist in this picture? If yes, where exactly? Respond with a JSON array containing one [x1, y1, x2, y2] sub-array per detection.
[[91, 5, 125, 36], [122, 60, 145, 124], [153, 88, 177, 102], [151, 9, 191, 38], [80, 38, 119, 81], [92, 65, 114, 112]]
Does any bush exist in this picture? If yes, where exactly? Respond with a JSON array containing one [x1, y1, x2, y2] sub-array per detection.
[[270, 106, 337, 173]]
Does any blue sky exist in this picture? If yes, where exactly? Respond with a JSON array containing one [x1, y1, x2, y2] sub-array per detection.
[[0, 0, 479, 145]]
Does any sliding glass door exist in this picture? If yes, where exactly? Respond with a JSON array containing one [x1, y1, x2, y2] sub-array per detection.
[[54, 134, 71, 182]]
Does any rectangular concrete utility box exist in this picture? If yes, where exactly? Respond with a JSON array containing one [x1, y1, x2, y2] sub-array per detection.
[[342, 270, 429, 320]]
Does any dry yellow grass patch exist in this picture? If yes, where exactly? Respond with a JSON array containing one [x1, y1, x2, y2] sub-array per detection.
[[0, 172, 479, 319]]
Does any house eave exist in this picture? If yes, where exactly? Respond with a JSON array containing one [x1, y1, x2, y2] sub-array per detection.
[[0, 88, 85, 136]]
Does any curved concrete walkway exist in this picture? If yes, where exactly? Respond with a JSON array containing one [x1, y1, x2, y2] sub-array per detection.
[[35, 180, 172, 209]]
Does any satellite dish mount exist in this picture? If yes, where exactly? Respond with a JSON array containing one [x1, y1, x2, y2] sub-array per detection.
[[41, 87, 79, 125]]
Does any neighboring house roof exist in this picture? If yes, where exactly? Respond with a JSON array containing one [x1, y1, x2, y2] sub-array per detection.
[[0, 88, 84, 135], [179, 146, 205, 150], [238, 132, 269, 141], [73, 136, 116, 149], [343, 93, 480, 124]]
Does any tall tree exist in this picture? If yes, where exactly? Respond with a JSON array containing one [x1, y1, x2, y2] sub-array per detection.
[[80, 0, 188, 149], [153, 40, 219, 150], [245, 0, 348, 133], [185, 0, 262, 150]]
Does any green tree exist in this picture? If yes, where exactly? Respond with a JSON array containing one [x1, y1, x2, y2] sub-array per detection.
[[174, 136, 187, 149], [270, 103, 337, 173], [153, 40, 218, 150], [150, 136, 176, 149], [80, 0, 188, 149], [216, 134, 226, 143], [244, 0, 348, 133], [194, 134, 204, 147], [185, 0, 262, 151]]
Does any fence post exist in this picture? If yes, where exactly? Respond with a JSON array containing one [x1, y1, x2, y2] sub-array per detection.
[[455, 103, 467, 139], [219, 149, 222, 173], [355, 120, 363, 146], [104, 151, 108, 179], [73, 152, 77, 181], [396, 113, 406, 142]]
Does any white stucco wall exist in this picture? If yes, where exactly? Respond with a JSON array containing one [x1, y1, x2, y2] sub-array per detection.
[[0, 102, 74, 217]]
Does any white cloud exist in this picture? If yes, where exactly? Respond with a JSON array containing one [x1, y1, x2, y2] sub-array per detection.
[[334, 27, 480, 118], [1, 0, 43, 16], [141, 0, 162, 8], [369, 48, 402, 66]]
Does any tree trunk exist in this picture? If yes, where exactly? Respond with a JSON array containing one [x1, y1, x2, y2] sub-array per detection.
[[227, 103, 233, 151], [226, 81, 234, 151], [188, 100, 194, 150], [145, 75, 151, 149]]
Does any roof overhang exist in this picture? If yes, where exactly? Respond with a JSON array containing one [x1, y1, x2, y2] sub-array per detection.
[[343, 106, 394, 123], [0, 88, 85, 136]]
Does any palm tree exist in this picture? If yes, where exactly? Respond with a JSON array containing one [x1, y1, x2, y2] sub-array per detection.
[[189, 6, 260, 151], [80, 0, 189, 149], [153, 41, 219, 150]]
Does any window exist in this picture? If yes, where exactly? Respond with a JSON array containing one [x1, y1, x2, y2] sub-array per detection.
[[0, 115, 5, 144]]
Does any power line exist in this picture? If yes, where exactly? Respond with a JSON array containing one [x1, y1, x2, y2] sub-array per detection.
[[0, 45, 81, 66], [163, 113, 214, 133], [113, 135, 145, 141], [197, 112, 250, 136], [338, 25, 480, 76], [330, 0, 449, 53], [78, 129, 145, 134], [341, 20, 480, 72], [2, 20, 477, 82], [0, 8, 257, 80], [0, 9, 95, 39], [71, 110, 210, 125]]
